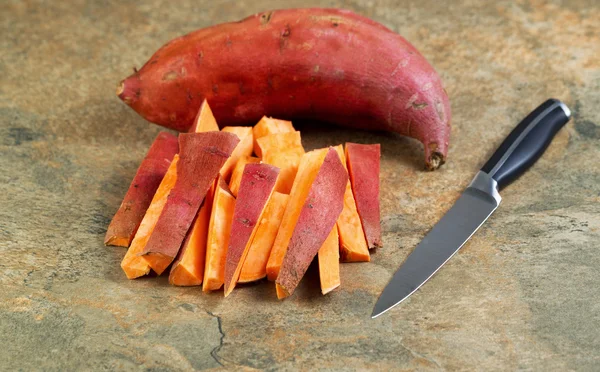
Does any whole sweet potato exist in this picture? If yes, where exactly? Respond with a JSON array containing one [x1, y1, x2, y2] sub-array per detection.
[[118, 8, 451, 169]]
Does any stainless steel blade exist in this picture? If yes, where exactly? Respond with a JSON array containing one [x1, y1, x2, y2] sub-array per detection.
[[372, 172, 501, 318]]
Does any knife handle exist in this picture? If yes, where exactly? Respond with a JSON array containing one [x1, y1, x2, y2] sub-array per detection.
[[481, 99, 571, 190]]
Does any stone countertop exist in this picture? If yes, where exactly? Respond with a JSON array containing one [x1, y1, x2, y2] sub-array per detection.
[[1, 0, 599, 370]]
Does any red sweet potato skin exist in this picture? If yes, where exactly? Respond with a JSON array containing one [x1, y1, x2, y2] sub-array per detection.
[[140, 132, 239, 273], [105, 132, 179, 247], [345, 143, 381, 249], [276, 148, 347, 296], [224, 163, 280, 295], [118, 8, 450, 169]]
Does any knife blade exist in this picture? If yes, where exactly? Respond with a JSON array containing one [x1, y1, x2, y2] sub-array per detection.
[[372, 98, 571, 318]]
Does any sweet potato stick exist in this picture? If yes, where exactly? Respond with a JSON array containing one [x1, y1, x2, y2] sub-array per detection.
[[333, 145, 370, 261], [239, 192, 289, 283], [105, 132, 178, 247], [318, 227, 341, 295], [203, 179, 236, 291], [276, 148, 347, 298], [266, 149, 328, 281], [224, 164, 279, 297], [121, 155, 179, 279], [140, 132, 239, 275], [253, 116, 294, 157], [345, 143, 381, 249]]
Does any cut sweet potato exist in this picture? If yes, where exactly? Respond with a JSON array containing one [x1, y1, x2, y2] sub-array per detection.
[[140, 132, 239, 275], [276, 148, 348, 298], [105, 132, 179, 247], [168, 101, 221, 285], [318, 227, 341, 295], [257, 131, 304, 194], [332, 145, 370, 262], [229, 156, 261, 197], [266, 148, 328, 281], [253, 116, 295, 157], [275, 283, 288, 300], [189, 99, 219, 133], [121, 154, 179, 279], [203, 178, 235, 292], [168, 180, 215, 286], [220, 126, 253, 181], [238, 192, 289, 283], [345, 143, 382, 249], [224, 163, 280, 297], [168, 100, 224, 285]]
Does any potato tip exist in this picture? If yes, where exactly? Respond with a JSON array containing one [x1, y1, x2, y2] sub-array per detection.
[[116, 81, 125, 97]]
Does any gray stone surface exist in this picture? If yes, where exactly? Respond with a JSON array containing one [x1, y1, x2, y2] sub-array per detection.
[[1, 0, 599, 370]]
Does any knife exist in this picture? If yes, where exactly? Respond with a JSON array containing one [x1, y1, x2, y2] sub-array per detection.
[[372, 98, 571, 318]]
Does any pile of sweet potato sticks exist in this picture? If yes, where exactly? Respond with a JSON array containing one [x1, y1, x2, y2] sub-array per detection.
[[105, 101, 381, 299]]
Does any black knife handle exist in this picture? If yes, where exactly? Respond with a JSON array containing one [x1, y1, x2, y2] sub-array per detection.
[[481, 99, 571, 190]]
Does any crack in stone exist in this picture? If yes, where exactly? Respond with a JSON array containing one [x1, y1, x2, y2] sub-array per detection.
[[44, 270, 57, 291], [206, 310, 225, 367], [23, 269, 35, 286]]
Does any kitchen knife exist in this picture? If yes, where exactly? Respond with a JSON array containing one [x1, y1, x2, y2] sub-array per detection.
[[372, 98, 571, 318]]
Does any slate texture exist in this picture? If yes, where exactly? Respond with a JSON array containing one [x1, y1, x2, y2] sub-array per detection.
[[1, 0, 599, 370]]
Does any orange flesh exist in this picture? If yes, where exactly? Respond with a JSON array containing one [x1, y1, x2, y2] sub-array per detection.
[[192, 99, 219, 132], [258, 132, 305, 194], [318, 227, 341, 294], [266, 149, 328, 281], [276, 283, 289, 300], [168, 182, 214, 286], [141, 253, 172, 277], [252, 116, 295, 157], [229, 156, 261, 197], [333, 145, 370, 262], [203, 180, 236, 291], [108, 236, 129, 247], [168, 266, 195, 286], [220, 127, 253, 181], [121, 155, 179, 279], [238, 192, 289, 283]]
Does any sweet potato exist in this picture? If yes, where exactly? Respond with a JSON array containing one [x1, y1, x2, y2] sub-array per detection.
[[168, 180, 215, 286], [220, 126, 253, 181], [117, 8, 451, 169], [189, 99, 219, 133], [332, 145, 370, 262], [229, 156, 261, 197], [345, 143, 381, 249], [168, 101, 222, 285], [105, 132, 179, 247], [121, 155, 179, 279], [252, 117, 294, 157], [140, 132, 239, 275], [276, 148, 348, 298], [258, 132, 305, 194], [203, 178, 235, 292], [318, 227, 341, 295], [266, 148, 328, 281], [275, 283, 287, 300], [238, 192, 289, 283], [224, 163, 280, 296]]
